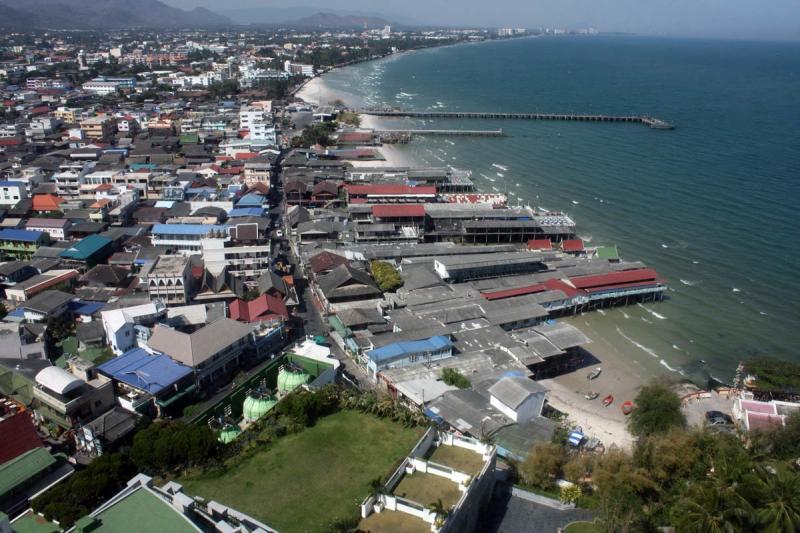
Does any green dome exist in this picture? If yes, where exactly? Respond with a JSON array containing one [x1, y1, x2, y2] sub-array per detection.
[[218, 424, 242, 444], [277, 366, 310, 395], [242, 393, 277, 423]]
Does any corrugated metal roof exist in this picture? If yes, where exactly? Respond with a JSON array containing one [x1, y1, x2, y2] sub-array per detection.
[[569, 268, 659, 289], [97, 348, 193, 394], [368, 335, 452, 363], [372, 204, 426, 218], [0, 228, 46, 242], [151, 224, 229, 236], [0, 447, 55, 496]]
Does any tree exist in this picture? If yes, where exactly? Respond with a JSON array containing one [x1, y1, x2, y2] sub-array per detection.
[[519, 442, 564, 490], [628, 382, 686, 437], [671, 482, 753, 533], [370, 260, 403, 293], [747, 466, 800, 532], [0, 302, 6, 320], [441, 368, 470, 389]]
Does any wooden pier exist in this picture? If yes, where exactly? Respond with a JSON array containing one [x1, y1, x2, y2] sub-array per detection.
[[360, 110, 674, 129]]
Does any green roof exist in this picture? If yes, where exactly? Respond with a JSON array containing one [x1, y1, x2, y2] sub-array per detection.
[[180, 133, 199, 144], [89, 487, 196, 533], [0, 448, 55, 497], [59, 235, 112, 261], [8, 510, 60, 533], [595, 245, 619, 260]]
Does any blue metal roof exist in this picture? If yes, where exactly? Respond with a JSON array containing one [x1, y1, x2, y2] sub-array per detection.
[[97, 348, 193, 394], [151, 224, 229, 236], [0, 228, 46, 242], [367, 335, 452, 363], [69, 300, 105, 316], [236, 192, 266, 207], [0, 181, 24, 187], [228, 207, 264, 217]]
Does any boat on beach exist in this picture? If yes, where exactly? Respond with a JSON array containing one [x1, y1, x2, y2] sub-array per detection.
[[621, 400, 634, 415], [587, 367, 602, 380], [585, 391, 599, 400], [602, 394, 614, 407]]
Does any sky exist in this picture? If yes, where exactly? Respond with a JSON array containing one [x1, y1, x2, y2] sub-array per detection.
[[164, 0, 800, 40]]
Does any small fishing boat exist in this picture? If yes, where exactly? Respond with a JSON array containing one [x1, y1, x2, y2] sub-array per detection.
[[585, 391, 599, 400], [621, 401, 634, 415], [587, 368, 602, 380], [602, 394, 614, 407]]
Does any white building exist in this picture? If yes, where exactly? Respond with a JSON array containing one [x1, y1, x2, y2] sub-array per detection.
[[488, 377, 547, 423], [283, 61, 314, 77], [25, 218, 71, 240], [53, 162, 96, 198], [82, 81, 122, 96], [142, 255, 192, 305], [201, 239, 271, 282], [0, 180, 27, 206], [101, 301, 167, 355]]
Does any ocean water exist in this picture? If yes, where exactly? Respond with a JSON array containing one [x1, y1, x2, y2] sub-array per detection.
[[314, 36, 800, 383]]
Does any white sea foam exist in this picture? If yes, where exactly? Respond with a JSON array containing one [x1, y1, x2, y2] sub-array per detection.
[[572, 200, 580, 205], [597, 309, 606, 316], [661, 244, 669, 248], [496, 172, 504, 177], [641, 317, 652, 324], [616, 327, 659, 358], [492, 163, 508, 171], [660, 360, 679, 372], [637, 303, 667, 319], [672, 344, 680, 350], [732, 287, 741, 292], [621, 311, 630, 319], [680, 279, 697, 286]]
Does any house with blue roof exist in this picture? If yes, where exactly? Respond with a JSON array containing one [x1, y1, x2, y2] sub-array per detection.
[[0, 228, 50, 259], [365, 335, 454, 379], [228, 207, 265, 218], [97, 347, 195, 417], [236, 192, 266, 208], [150, 224, 230, 253]]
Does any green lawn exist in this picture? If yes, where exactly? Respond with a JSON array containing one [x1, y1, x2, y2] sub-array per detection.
[[180, 410, 424, 533]]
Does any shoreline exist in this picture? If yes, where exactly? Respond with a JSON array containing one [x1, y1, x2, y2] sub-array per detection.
[[293, 39, 697, 450]]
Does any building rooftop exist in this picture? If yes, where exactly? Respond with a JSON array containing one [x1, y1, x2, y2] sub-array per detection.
[[58, 235, 112, 261], [97, 348, 193, 395], [0, 447, 55, 498], [0, 229, 46, 243]]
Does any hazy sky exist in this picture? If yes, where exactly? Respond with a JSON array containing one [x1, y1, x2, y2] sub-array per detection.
[[164, 0, 800, 40]]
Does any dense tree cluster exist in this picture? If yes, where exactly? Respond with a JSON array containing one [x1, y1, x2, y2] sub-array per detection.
[[370, 261, 404, 293], [291, 121, 336, 148], [517, 382, 800, 532], [31, 421, 220, 527]]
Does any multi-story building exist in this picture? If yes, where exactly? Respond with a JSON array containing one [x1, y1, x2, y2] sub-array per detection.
[[33, 365, 115, 429], [283, 61, 314, 77], [244, 159, 272, 186], [25, 218, 71, 240], [0, 229, 50, 259], [201, 239, 271, 283], [142, 255, 192, 306], [53, 161, 96, 198], [147, 318, 254, 388], [82, 81, 121, 96], [0, 180, 27, 206], [80, 116, 117, 140], [101, 301, 167, 355], [150, 224, 230, 254]]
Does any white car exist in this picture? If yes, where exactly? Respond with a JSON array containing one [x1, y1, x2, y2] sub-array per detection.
[[276, 230, 284, 238]]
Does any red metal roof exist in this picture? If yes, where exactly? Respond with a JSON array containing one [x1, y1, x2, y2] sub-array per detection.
[[569, 268, 660, 290], [229, 293, 289, 323], [235, 152, 260, 160], [0, 410, 42, 464], [346, 184, 437, 196], [747, 411, 784, 431], [372, 204, 426, 218], [562, 239, 584, 252], [527, 239, 553, 250], [337, 132, 374, 142], [482, 277, 580, 301]]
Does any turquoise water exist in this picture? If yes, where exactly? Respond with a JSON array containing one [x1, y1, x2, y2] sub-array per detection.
[[315, 36, 800, 383]]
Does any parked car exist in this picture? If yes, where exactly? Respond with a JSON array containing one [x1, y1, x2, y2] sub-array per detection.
[[705, 410, 734, 426]]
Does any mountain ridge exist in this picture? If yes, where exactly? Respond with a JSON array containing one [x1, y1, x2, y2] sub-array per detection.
[[0, 0, 233, 29]]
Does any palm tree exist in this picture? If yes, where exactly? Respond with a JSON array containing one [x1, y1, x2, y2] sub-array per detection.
[[747, 466, 800, 533], [673, 482, 752, 533], [428, 498, 449, 528]]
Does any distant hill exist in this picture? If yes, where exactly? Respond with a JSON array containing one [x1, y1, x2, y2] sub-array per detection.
[[0, 0, 233, 29], [284, 12, 394, 30]]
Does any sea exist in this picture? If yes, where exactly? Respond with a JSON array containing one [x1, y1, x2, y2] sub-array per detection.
[[307, 35, 800, 385]]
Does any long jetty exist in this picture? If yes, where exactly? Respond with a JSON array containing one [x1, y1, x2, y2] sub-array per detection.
[[359, 109, 674, 129], [375, 129, 505, 137]]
